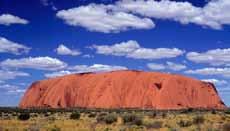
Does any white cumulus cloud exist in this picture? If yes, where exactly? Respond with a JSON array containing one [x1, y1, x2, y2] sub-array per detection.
[[55, 44, 81, 56], [186, 48, 230, 66], [0, 14, 29, 26], [45, 64, 128, 78], [0, 37, 30, 55], [0, 57, 67, 71], [202, 79, 227, 86], [45, 70, 73, 78], [117, 0, 230, 29], [147, 63, 166, 70], [0, 70, 30, 80], [185, 67, 230, 78], [92, 40, 184, 60], [0, 84, 26, 94], [69, 64, 128, 73], [147, 62, 186, 71], [56, 4, 154, 33]]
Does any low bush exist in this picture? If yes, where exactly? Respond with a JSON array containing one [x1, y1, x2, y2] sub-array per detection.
[[181, 108, 194, 114], [44, 112, 50, 117], [70, 112, 81, 120], [51, 125, 61, 131], [211, 110, 217, 114], [96, 115, 105, 123], [18, 113, 30, 121], [96, 113, 118, 124], [88, 112, 97, 118], [144, 121, 163, 129], [122, 113, 143, 126], [12, 112, 17, 116], [133, 117, 143, 126], [225, 110, 230, 114], [177, 120, 193, 127], [122, 113, 137, 123], [104, 114, 118, 124], [162, 113, 167, 118], [98, 112, 107, 117], [149, 112, 157, 118], [223, 123, 230, 131], [193, 115, 205, 125], [28, 124, 40, 131]]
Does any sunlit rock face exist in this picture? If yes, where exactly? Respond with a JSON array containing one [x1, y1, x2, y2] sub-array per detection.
[[19, 70, 226, 109]]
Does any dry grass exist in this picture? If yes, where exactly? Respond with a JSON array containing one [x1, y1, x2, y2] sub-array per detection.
[[0, 110, 230, 131]]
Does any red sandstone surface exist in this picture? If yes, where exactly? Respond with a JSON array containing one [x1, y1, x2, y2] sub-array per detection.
[[19, 70, 226, 109]]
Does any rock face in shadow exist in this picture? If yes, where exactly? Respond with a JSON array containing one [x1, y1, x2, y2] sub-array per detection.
[[19, 70, 226, 109]]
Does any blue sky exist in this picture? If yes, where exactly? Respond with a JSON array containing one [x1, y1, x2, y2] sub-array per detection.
[[0, 0, 230, 106]]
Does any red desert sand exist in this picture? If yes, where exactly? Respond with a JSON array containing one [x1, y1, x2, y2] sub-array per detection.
[[19, 70, 226, 109]]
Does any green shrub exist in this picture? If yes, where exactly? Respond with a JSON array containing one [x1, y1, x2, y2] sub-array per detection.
[[181, 108, 194, 114], [96, 112, 107, 123], [28, 124, 40, 131], [104, 127, 112, 131], [225, 110, 230, 114], [96, 115, 105, 123], [144, 121, 163, 129], [122, 114, 136, 123], [104, 114, 118, 124], [149, 112, 157, 118], [88, 112, 97, 118], [168, 128, 179, 131], [193, 115, 205, 124], [18, 113, 30, 121], [98, 112, 107, 116], [96, 113, 117, 124], [133, 117, 143, 126], [70, 112, 81, 120], [162, 113, 167, 118], [12, 112, 17, 116], [51, 125, 60, 131], [44, 112, 50, 117], [177, 120, 192, 127], [211, 110, 217, 114], [223, 123, 230, 131], [122, 113, 143, 126]]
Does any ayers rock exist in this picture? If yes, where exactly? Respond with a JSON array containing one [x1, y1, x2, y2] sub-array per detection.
[[19, 70, 226, 109]]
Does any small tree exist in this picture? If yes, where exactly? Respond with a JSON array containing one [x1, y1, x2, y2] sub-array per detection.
[[145, 121, 163, 129], [193, 115, 205, 125], [70, 112, 81, 120], [122, 113, 143, 126], [18, 113, 30, 121], [177, 120, 192, 127], [223, 123, 230, 131], [104, 114, 118, 124], [88, 112, 97, 118], [96, 113, 118, 124]]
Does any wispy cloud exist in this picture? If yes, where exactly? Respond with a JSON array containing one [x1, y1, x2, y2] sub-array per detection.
[[92, 40, 184, 60], [0, 14, 29, 26], [202, 79, 227, 86], [0, 84, 26, 94], [1, 57, 67, 71], [147, 62, 187, 71], [40, 0, 57, 10], [45, 64, 128, 78], [0, 37, 30, 55], [45, 70, 72, 78], [55, 44, 81, 56], [187, 48, 230, 66], [56, 4, 154, 33], [185, 68, 230, 78], [117, 0, 230, 29], [0, 70, 30, 80]]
